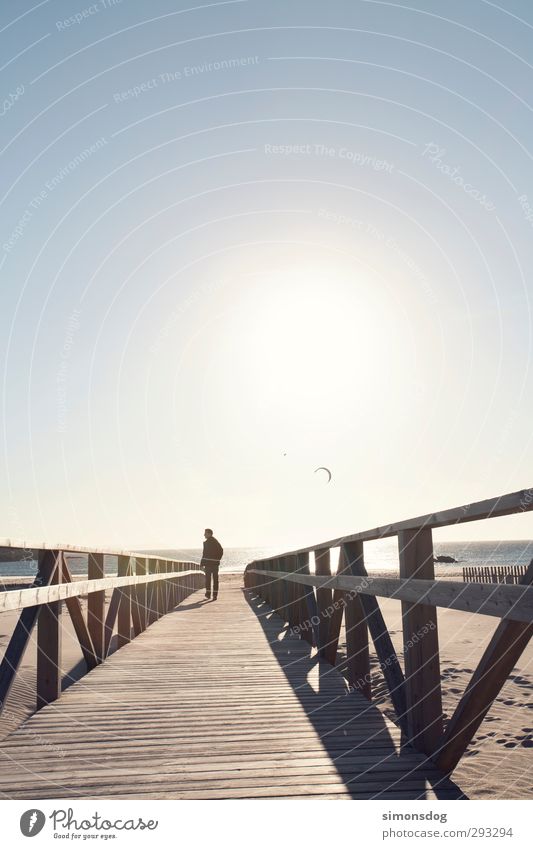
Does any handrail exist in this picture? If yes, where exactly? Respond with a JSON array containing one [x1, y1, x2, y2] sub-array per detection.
[[0, 537, 193, 565], [243, 485, 533, 776], [0, 569, 201, 613], [245, 569, 533, 623], [0, 545, 204, 721], [247, 486, 533, 559]]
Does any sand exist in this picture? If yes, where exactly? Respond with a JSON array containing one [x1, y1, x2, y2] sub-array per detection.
[[336, 598, 533, 800], [0, 574, 531, 799]]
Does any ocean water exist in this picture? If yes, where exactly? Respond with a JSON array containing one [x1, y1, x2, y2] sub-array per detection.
[[1, 540, 532, 578]]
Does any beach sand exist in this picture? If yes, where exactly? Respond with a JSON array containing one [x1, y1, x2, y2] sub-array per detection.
[[336, 598, 533, 800], [0, 574, 531, 799]]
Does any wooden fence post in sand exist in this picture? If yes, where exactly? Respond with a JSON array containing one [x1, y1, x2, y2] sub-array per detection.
[[398, 528, 443, 755]]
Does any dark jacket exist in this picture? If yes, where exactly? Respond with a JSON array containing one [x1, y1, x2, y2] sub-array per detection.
[[201, 537, 223, 568]]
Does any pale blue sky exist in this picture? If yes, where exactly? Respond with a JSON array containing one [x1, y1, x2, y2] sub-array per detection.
[[1, 0, 533, 548]]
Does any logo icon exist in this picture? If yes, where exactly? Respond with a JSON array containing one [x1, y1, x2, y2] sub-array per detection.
[[20, 810, 46, 837]]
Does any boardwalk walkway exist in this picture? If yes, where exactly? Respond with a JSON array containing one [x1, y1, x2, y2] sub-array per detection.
[[0, 577, 463, 799]]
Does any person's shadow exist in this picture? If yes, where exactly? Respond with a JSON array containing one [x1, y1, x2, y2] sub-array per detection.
[[243, 587, 466, 800]]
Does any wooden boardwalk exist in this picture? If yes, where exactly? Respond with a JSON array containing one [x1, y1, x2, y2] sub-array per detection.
[[0, 577, 464, 800]]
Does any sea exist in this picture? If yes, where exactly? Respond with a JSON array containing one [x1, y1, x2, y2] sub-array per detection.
[[1, 540, 532, 579]]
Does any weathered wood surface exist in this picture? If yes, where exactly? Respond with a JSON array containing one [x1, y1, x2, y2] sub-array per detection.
[[398, 528, 443, 755], [247, 569, 533, 623], [0, 539, 191, 563], [0, 569, 202, 613], [0, 578, 463, 800]]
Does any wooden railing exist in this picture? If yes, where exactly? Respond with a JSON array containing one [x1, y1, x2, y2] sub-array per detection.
[[463, 564, 527, 584], [0, 541, 204, 721], [244, 487, 533, 775]]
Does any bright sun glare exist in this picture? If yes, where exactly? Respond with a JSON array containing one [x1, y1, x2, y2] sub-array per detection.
[[231, 264, 407, 408]]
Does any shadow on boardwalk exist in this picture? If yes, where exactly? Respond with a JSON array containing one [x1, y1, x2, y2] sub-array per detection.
[[244, 587, 466, 800]]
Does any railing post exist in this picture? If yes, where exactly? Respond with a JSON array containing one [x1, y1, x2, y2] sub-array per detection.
[[117, 555, 132, 648], [156, 559, 163, 619], [166, 561, 172, 611], [398, 527, 443, 754], [286, 554, 298, 629], [297, 552, 317, 646], [88, 552, 105, 661], [37, 550, 62, 710], [341, 541, 371, 699], [322, 548, 347, 666], [278, 558, 289, 623], [135, 557, 147, 632], [177, 563, 184, 605], [169, 562, 176, 609], [315, 548, 332, 658], [147, 559, 156, 624], [162, 561, 169, 612], [0, 550, 57, 714]]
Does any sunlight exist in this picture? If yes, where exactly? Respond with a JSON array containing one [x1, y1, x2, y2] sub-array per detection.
[[230, 262, 406, 412]]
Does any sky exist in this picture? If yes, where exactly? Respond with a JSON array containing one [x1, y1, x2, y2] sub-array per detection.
[[1, 0, 533, 550]]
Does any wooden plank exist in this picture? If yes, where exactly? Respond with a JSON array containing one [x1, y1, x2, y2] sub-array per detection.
[[322, 549, 347, 666], [104, 590, 120, 658], [0, 551, 57, 713], [435, 559, 533, 773], [0, 577, 462, 800], [297, 552, 317, 646], [131, 557, 144, 636], [314, 548, 332, 658], [117, 555, 132, 648], [62, 554, 98, 671], [87, 553, 105, 662], [315, 548, 333, 659], [36, 551, 62, 710], [398, 528, 443, 754], [341, 541, 370, 700], [0, 539, 198, 564], [342, 542, 407, 732], [0, 569, 203, 613]]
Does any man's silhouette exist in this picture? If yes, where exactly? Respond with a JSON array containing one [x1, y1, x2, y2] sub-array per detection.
[[201, 528, 223, 600]]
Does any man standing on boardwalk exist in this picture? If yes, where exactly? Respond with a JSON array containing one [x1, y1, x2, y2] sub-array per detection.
[[202, 528, 223, 600]]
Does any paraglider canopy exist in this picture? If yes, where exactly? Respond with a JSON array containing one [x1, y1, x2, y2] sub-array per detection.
[[314, 466, 332, 483]]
